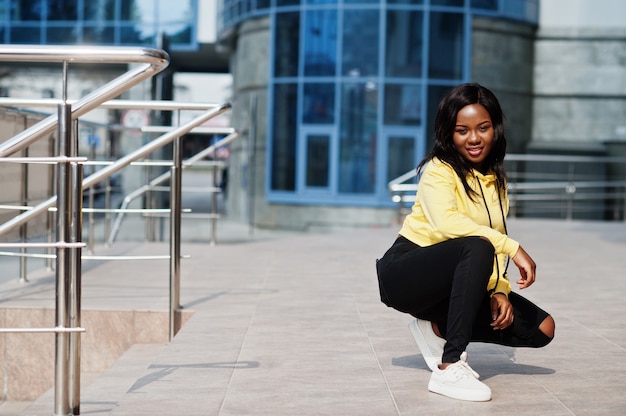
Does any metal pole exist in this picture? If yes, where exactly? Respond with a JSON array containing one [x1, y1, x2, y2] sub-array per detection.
[[54, 97, 72, 415], [69, 162, 83, 415], [69, 118, 83, 415], [169, 136, 182, 340], [19, 145, 29, 282], [210, 162, 218, 245]]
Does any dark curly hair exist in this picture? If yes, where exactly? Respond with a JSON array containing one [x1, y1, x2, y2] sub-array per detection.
[[417, 83, 507, 199]]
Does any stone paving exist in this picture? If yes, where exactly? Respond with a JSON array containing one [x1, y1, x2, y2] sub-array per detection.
[[1, 218, 625, 415]]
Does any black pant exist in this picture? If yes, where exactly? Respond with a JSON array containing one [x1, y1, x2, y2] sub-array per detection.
[[376, 235, 552, 363]]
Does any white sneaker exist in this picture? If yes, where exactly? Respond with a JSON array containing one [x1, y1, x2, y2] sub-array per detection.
[[428, 360, 492, 402], [409, 319, 445, 372]]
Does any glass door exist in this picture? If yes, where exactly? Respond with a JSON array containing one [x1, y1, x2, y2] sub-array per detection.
[[383, 128, 421, 184], [298, 126, 336, 194]]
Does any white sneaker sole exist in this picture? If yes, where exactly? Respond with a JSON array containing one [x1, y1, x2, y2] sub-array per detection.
[[428, 379, 492, 402], [409, 319, 442, 372]]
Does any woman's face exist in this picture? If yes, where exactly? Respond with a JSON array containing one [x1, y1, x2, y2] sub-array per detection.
[[452, 103, 494, 170]]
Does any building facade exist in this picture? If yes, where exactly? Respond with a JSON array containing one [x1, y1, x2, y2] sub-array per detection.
[[218, 0, 539, 230]]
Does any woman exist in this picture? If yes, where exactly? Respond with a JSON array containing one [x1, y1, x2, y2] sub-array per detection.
[[376, 83, 555, 402]]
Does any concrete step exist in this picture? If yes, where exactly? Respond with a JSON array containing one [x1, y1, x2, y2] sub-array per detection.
[[19, 343, 166, 416]]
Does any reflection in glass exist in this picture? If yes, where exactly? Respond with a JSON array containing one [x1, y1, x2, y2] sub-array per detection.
[[84, 26, 115, 43], [304, 9, 337, 76], [84, 0, 116, 20], [11, 0, 43, 21], [339, 82, 378, 194], [431, 0, 464, 6], [384, 84, 421, 126], [272, 83, 298, 191], [10, 27, 40, 43], [47, 26, 77, 43], [306, 135, 330, 187], [387, 136, 416, 182], [428, 12, 463, 79], [303, 83, 335, 124], [386, 10, 422, 78], [275, 12, 300, 77], [471, 0, 498, 9], [47, 0, 78, 20], [426, 84, 455, 150], [343, 10, 379, 76]]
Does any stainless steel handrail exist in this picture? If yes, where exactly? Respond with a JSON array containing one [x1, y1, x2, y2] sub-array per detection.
[[388, 154, 626, 221], [107, 130, 240, 245], [0, 46, 169, 158], [0, 45, 169, 416], [0, 104, 231, 237]]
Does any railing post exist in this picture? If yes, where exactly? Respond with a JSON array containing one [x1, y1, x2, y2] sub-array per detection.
[[210, 162, 218, 245], [19, 145, 29, 282], [69, 119, 83, 415], [54, 99, 72, 416], [169, 136, 182, 339]]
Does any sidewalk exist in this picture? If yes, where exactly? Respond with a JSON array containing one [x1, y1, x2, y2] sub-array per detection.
[[1, 218, 625, 415]]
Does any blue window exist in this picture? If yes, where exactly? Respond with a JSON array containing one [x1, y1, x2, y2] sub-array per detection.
[[342, 9, 379, 77], [0, 0, 197, 49], [274, 12, 300, 77], [272, 83, 298, 191], [428, 12, 464, 79], [339, 82, 378, 194], [303, 83, 335, 124], [304, 9, 337, 77], [386, 10, 423, 77]]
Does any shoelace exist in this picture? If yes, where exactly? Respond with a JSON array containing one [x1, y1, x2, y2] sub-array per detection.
[[447, 360, 480, 380]]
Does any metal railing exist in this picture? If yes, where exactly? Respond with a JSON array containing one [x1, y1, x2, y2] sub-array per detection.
[[388, 153, 626, 223], [0, 45, 233, 416]]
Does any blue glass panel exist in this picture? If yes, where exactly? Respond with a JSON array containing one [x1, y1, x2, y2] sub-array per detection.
[[11, 0, 43, 21], [304, 9, 337, 77], [10, 26, 40, 43], [83, 0, 116, 20], [46, 25, 77, 43], [160, 23, 192, 44], [272, 83, 298, 191], [343, 9, 378, 76], [121, 0, 155, 22], [306, 134, 330, 187], [257, 0, 270, 8], [471, 0, 497, 10], [84, 26, 115, 43], [344, 0, 378, 4], [431, 0, 463, 6], [306, 0, 335, 4], [276, 0, 300, 5], [339, 82, 378, 194], [428, 12, 463, 79], [385, 10, 422, 77], [388, 0, 423, 4], [303, 83, 335, 124], [384, 84, 421, 126], [120, 24, 152, 45], [274, 12, 300, 77], [47, 0, 77, 20], [387, 135, 415, 182], [426, 84, 454, 150], [121, 0, 140, 20]]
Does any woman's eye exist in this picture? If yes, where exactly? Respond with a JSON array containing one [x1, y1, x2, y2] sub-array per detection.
[[456, 129, 467, 134]]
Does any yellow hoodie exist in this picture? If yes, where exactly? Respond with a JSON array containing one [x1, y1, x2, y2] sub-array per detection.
[[399, 157, 519, 296]]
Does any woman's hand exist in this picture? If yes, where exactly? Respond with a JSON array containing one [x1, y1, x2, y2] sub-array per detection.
[[512, 245, 536, 289], [490, 293, 514, 330]]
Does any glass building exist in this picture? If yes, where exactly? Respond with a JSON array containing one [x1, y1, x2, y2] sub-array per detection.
[[0, 0, 198, 50], [217, 0, 539, 228]]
